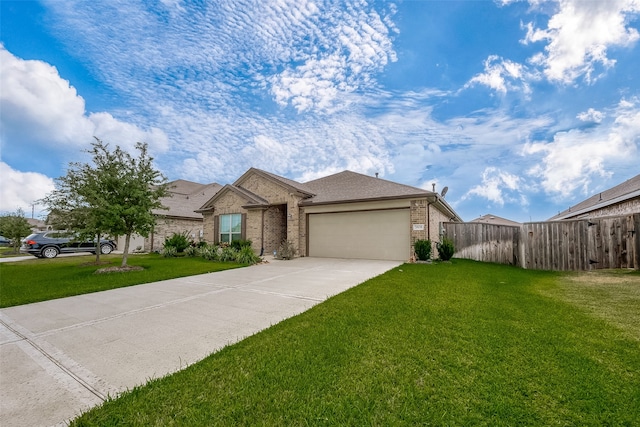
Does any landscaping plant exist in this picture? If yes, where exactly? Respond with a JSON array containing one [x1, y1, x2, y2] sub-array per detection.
[[437, 236, 455, 261], [414, 239, 431, 261], [163, 231, 192, 253], [275, 240, 296, 260]]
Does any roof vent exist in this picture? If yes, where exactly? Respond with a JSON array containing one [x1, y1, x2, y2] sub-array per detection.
[[375, 172, 379, 178], [432, 183, 436, 192]]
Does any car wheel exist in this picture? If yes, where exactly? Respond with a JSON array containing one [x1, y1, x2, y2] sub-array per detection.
[[100, 244, 113, 255], [41, 247, 59, 259]]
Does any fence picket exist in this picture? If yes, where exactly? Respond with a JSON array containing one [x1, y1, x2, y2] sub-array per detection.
[[442, 213, 639, 271]]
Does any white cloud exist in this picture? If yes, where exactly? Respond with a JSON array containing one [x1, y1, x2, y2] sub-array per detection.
[[466, 55, 535, 94], [524, 97, 639, 197], [463, 167, 524, 206], [577, 108, 604, 123], [0, 162, 55, 215], [523, 0, 640, 84], [0, 45, 169, 153]]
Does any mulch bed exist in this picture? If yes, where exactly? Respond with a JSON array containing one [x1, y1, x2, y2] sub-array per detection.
[[94, 266, 145, 274]]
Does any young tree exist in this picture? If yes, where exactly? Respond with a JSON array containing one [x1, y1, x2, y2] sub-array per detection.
[[94, 141, 169, 266], [42, 138, 169, 267], [0, 209, 33, 253]]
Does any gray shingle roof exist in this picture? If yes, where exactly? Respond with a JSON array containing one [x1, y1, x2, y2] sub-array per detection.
[[154, 180, 222, 219], [549, 173, 640, 220], [471, 214, 521, 226], [301, 170, 432, 205]]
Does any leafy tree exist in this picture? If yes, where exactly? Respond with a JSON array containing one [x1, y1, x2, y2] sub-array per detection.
[[0, 209, 32, 253], [42, 138, 169, 267]]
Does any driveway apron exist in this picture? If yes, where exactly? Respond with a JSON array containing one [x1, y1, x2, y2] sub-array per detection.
[[0, 257, 401, 427]]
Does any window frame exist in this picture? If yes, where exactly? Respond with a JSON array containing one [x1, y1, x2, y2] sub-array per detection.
[[219, 213, 242, 243]]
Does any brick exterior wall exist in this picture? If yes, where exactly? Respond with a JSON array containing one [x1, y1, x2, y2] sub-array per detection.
[[146, 217, 203, 252], [237, 173, 306, 254], [409, 198, 450, 259], [582, 198, 640, 219]]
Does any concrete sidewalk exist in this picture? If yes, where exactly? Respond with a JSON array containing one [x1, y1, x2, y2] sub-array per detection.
[[0, 257, 401, 427]]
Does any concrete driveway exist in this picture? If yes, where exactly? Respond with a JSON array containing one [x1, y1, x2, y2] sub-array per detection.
[[0, 257, 401, 427]]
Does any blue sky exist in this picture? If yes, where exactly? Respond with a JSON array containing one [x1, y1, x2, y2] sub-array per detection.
[[1, 0, 639, 222]]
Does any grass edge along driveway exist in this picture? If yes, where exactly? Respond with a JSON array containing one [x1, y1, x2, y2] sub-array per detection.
[[71, 260, 640, 426], [0, 254, 244, 308]]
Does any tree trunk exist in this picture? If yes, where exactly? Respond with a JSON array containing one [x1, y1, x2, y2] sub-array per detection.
[[121, 233, 131, 267], [95, 232, 101, 263]]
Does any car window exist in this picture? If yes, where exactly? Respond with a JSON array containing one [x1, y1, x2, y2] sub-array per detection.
[[45, 231, 73, 239]]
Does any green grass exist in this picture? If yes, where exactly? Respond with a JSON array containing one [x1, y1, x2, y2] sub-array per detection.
[[0, 246, 22, 257], [0, 254, 243, 308], [71, 260, 640, 426]]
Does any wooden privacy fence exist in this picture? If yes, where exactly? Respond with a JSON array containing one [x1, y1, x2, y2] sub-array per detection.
[[441, 213, 640, 271]]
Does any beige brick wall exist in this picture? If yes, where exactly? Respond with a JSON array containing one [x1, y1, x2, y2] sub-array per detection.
[[147, 217, 203, 252], [263, 205, 287, 254], [585, 198, 640, 218], [238, 173, 305, 253], [409, 198, 450, 259]]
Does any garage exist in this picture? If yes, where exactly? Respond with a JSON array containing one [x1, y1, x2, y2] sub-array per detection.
[[308, 209, 410, 261]]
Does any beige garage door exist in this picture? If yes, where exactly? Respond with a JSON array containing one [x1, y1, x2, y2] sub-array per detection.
[[308, 209, 410, 261]]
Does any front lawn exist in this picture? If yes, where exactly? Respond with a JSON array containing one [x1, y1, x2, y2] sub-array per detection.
[[0, 254, 244, 308], [71, 260, 640, 426]]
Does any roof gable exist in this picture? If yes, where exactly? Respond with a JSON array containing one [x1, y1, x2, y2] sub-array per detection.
[[197, 184, 269, 211], [235, 168, 315, 197]]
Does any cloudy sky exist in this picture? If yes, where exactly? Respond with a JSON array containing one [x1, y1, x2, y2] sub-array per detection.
[[1, 0, 639, 222]]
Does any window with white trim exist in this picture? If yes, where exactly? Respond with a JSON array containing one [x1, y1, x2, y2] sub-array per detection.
[[219, 213, 242, 243]]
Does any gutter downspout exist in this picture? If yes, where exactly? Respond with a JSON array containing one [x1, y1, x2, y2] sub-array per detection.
[[260, 209, 265, 256]]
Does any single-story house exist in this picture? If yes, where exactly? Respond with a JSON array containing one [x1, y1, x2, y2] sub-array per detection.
[[471, 214, 520, 226], [548, 173, 640, 220], [117, 179, 222, 252], [197, 168, 462, 261]]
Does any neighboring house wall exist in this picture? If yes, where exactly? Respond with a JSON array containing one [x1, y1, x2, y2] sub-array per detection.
[[146, 217, 204, 252], [566, 198, 640, 219]]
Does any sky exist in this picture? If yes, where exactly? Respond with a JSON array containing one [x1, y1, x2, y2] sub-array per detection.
[[1, 0, 639, 223]]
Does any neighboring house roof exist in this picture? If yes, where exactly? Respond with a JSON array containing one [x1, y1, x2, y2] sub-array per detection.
[[471, 214, 520, 226], [155, 180, 222, 219], [549, 174, 640, 220], [27, 218, 48, 231]]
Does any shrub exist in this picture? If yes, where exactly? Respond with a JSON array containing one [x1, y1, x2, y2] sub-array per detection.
[[184, 246, 199, 257], [236, 246, 261, 265], [218, 246, 237, 262], [414, 239, 431, 261], [162, 246, 177, 258], [275, 240, 296, 260], [230, 239, 252, 251], [164, 231, 192, 253], [437, 237, 455, 261], [200, 245, 218, 261]]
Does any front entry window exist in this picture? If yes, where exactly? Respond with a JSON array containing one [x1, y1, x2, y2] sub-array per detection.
[[220, 214, 242, 243]]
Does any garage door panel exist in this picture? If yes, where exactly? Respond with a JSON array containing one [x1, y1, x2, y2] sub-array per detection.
[[309, 209, 409, 261]]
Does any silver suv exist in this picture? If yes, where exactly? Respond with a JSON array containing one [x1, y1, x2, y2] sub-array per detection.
[[20, 231, 117, 259]]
